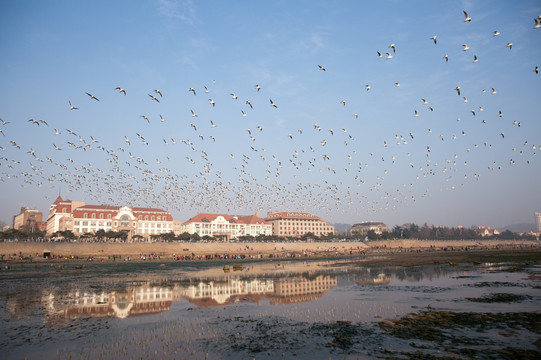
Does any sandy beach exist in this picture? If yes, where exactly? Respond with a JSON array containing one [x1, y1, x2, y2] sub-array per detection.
[[1, 239, 539, 262]]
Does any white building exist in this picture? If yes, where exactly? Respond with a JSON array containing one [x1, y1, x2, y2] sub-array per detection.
[[181, 213, 272, 241]]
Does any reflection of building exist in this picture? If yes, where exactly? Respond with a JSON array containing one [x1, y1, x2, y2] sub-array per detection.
[[13, 207, 46, 232], [536, 212, 541, 232], [264, 212, 334, 238], [270, 275, 337, 304], [354, 273, 391, 285], [43, 285, 179, 322], [46, 196, 175, 240], [180, 278, 275, 306], [181, 213, 272, 241], [349, 222, 389, 236]]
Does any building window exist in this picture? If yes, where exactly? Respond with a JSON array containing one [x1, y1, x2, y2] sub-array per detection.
[[99, 214, 104, 219], [138, 215, 142, 220], [151, 216, 155, 221], [62, 208, 67, 213], [145, 215, 149, 220], [107, 214, 112, 219], [83, 213, 88, 219], [91, 213, 96, 219], [121, 215, 130, 227]]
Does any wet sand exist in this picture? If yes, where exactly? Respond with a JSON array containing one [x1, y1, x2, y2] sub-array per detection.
[[1, 239, 539, 264]]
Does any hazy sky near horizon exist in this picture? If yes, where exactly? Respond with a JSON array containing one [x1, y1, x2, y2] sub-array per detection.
[[1, 0, 540, 229]]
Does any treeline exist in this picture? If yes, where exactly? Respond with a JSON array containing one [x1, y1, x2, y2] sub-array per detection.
[[348, 223, 539, 241]]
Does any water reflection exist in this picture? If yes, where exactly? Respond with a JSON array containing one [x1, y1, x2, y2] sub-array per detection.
[[2, 260, 534, 324]]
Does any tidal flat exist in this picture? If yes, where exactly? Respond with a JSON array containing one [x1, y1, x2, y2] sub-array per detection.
[[1, 254, 540, 359]]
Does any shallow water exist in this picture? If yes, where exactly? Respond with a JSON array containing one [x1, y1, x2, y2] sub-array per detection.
[[1, 258, 540, 359]]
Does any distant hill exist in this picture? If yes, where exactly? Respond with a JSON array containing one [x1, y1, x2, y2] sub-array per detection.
[[497, 223, 536, 232], [333, 223, 351, 234]]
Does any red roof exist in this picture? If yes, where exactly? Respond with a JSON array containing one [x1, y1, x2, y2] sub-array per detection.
[[183, 213, 268, 225]]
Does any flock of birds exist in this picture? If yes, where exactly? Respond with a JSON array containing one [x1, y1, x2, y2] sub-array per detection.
[[1, 10, 540, 223]]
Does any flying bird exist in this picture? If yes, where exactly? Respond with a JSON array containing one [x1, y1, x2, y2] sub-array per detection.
[[115, 87, 127, 95], [430, 36, 437, 44], [318, 65, 326, 71], [188, 87, 196, 96], [154, 89, 163, 97], [69, 101, 79, 110], [463, 10, 471, 22], [506, 42, 512, 50], [85, 92, 100, 101], [148, 94, 160, 102], [269, 99, 277, 108]]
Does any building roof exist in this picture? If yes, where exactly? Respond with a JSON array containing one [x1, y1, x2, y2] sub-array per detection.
[[265, 211, 322, 220], [183, 213, 268, 225], [73, 204, 171, 214], [351, 222, 387, 227]]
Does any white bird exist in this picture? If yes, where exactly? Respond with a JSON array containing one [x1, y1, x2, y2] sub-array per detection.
[[430, 36, 437, 44], [188, 87, 196, 95], [462, 44, 470, 51], [443, 54, 449, 62], [148, 94, 160, 102], [115, 87, 126, 95], [506, 42, 512, 50], [463, 10, 471, 22], [140, 115, 150, 123], [493, 30, 500, 36], [85, 92, 100, 101], [388, 43, 396, 53], [340, 100, 346, 106], [69, 101, 79, 110], [191, 109, 198, 117], [473, 55, 478, 63], [269, 99, 277, 108], [230, 93, 238, 99], [318, 65, 326, 71], [154, 89, 163, 97], [255, 84, 261, 91], [454, 86, 461, 96], [365, 85, 370, 91], [160, 114, 165, 122], [209, 98, 215, 107], [385, 52, 393, 59]]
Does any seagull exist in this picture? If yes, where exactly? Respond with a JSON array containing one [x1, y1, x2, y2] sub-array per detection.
[[0, 118, 9, 125], [160, 114, 165, 122], [115, 87, 127, 95], [53, 144, 62, 151], [443, 54, 449, 62], [210, 120, 216, 128], [473, 55, 478, 63], [255, 84, 261, 91], [85, 92, 100, 101], [154, 89, 163, 97], [394, 82, 400, 87], [365, 84, 370, 91], [385, 52, 393, 59], [535, 66, 539, 74], [245, 100, 253, 109], [230, 93, 238, 99], [506, 42, 512, 50], [188, 87, 196, 96], [191, 109, 198, 117], [241, 110, 247, 117], [421, 98, 428, 105], [69, 101, 79, 110], [491, 88, 497, 94], [430, 36, 437, 44], [377, 51, 382, 58], [493, 30, 500, 36], [535, 18, 541, 29], [340, 100, 346, 106], [462, 44, 470, 51], [148, 94, 160, 102], [209, 98, 215, 107], [318, 65, 326, 71], [463, 10, 471, 22], [140, 115, 150, 123], [454, 86, 461, 96], [388, 44, 396, 53], [269, 99, 277, 108]]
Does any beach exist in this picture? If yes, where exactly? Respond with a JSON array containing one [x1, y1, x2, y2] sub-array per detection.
[[1, 239, 539, 263]]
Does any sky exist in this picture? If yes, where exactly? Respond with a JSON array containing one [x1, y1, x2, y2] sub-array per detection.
[[0, 0, 540, 229]]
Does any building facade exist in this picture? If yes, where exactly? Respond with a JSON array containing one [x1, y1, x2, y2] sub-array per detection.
[[13, 207, 46, 232], [264, 211, 335, 238], [536, 212, 541, 232], [181, 213, 272, 241], [349, 222, 390, 236], [46, 196, 175, 241]]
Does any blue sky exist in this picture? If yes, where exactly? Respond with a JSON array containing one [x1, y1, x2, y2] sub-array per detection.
[[1, 0, 540, 229]]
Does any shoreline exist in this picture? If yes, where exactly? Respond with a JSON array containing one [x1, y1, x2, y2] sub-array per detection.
[[1, 239, 540, 263]]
